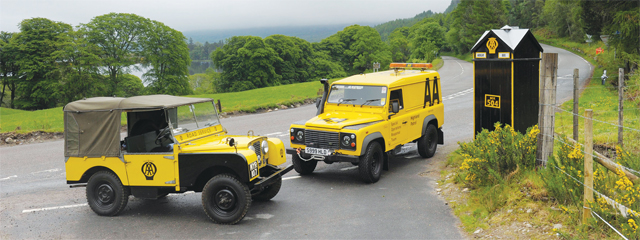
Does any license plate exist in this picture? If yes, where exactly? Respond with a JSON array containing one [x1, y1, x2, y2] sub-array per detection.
[[305, 147, 332, 156]]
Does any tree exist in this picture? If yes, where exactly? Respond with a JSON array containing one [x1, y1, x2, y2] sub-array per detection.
[[509, 0, 544, 29], [117, 74, 144, 97], [541, 0, 585, 41], [211, 36, 282, 92], [409, 19, 446, 62], [265, 35, 317, 84], [388, 27, 411, 62], [141, 20, 192, 95], [0, 32, 20, 108], [316, 25, 391, 74], [446, 0, 509, 54], [13, 18, 72, 109], [606, 9, 640, 73], [52, 28, 106, 103], [81, 13, 151, 96]]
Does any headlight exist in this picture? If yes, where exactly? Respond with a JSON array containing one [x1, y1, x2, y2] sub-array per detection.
[[261, 140, 269, 154], [342, 135, 351, 146], [296, 130, 304, 141], [340, 132, 356, 150], [248, 145, 256, 152]]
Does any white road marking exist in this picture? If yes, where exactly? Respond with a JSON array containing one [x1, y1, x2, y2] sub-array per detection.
[[256, 213, 274, 219], [340, 166, 358, 171], [0, 175, 17, 181], [282, 176, 301, 181], [22, 203, 88, 213], [276, 134, 290, 137], [449, 59, 466, 80], [264, 132, 282, 136], [443, 88, 473, 101], [31, 168, 60, 174]]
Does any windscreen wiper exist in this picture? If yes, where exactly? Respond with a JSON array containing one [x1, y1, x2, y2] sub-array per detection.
[[338, 98, 357, 106], [361, 99, 378, 107]]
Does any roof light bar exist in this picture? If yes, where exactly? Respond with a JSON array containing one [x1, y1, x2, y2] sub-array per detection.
[[389, 63, 433, 69]]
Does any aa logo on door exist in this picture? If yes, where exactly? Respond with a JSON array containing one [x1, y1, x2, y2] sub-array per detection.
[[142, 162, 157, 180]]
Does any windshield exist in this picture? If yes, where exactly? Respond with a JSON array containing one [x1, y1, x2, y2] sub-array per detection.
[[327, 85, 387, 106], [170, 102, 221, 134]]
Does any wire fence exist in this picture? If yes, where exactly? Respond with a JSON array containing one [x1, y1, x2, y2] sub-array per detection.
[[539, 133, 639, 239], [536, 70, 639, 237]]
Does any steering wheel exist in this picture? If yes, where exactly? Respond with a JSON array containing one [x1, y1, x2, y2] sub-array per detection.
[[155, 127, 171, 145]]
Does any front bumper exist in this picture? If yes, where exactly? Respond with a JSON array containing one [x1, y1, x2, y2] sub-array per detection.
[[252, 164, 294, 191], [286, 148, 360, 163]]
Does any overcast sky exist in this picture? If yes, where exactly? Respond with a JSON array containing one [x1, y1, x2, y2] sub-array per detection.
[[1, 0, 450, 32]]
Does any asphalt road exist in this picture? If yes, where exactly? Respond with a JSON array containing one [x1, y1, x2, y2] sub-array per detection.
[[0, 44, 591, 239]]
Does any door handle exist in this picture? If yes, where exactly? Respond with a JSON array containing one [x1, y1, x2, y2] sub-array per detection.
[[402, 121, 408, 124]]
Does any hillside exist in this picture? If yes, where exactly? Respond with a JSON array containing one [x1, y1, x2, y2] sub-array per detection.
[[183, 23, 378, 43], [373, 10, 435, 42]]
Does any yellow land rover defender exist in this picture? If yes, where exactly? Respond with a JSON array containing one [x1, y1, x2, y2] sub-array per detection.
[[63, 95, 292, 224], [287, 63, 444, 183]]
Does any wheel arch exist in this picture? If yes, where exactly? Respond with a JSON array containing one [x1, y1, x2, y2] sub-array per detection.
[[422, 115, 444, 145], [72, 166, 120, 184], [359, 132, 385, 156], [178, 153, 250, 192], [192, 166, 239, 192]]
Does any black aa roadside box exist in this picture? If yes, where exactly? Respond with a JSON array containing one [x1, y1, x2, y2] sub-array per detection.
[[471, 25, 543, 135]]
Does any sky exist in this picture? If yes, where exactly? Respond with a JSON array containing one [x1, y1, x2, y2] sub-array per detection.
[[0, 0, 451, 33]]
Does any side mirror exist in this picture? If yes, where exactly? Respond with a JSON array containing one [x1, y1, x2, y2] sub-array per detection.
[[227, 138, 236, 147], [391, 101, 399, 113], [315, 98, 322, 108]]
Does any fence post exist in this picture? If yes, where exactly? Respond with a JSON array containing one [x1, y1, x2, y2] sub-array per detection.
[[217, 99, 222, 113], [573, 69, 579, 141], [583, 109, 594, 225], [618, 68, 624, 147], [536, 53, 558, 166]]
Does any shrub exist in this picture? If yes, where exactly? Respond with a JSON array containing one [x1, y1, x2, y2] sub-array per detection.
[[457, 123, 539, 188]]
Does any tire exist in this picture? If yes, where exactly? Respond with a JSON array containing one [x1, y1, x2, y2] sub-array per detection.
[[201, 174, 251, 224], [418, 124, 438, 158], [86, 171, 129, 216], [359, 141, 383, 183], [252, 176, 282, 201], [292, 152, 317, 175]]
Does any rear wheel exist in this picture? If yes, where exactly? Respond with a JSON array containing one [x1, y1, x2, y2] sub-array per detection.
[[292, 152, 317, 175], [359, 142, 383, 183], [418, 124, 438, 158], [86, 171, 129, 216], [202, 174, 251, 224], [252, 175, 282, 201]]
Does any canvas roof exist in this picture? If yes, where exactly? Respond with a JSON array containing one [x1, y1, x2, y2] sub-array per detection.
[[64, 95, 213, 112]]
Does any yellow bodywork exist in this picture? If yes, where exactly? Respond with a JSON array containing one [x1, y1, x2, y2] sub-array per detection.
[[290, 69, 443, 155], [66, 130, 287, 189]]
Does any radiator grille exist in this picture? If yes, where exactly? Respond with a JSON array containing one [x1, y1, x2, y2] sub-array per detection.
[[252, 141, 262, 162], [304, 130, 339, 149]]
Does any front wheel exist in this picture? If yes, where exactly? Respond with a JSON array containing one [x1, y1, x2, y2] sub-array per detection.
[[202, 174, 251, 224], [86, 171, 129, 216], [252, 175, 282, 201], [417, 124, 438, 158], [292, 152, 317, 175], [359, 142, 383, 183]]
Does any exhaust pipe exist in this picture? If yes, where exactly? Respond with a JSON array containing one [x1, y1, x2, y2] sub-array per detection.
[[316, 79, 329, 115]]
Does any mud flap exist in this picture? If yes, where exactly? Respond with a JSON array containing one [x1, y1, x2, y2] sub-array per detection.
[[383, 152, 390, 171]]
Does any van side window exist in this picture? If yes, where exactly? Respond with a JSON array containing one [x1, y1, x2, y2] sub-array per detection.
[[389, 89, 404, 111]]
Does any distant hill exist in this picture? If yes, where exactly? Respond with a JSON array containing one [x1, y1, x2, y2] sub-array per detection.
[[183, 23, 379, 44], [444, 0, 460, 14], [374, 10, 436, 41]]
